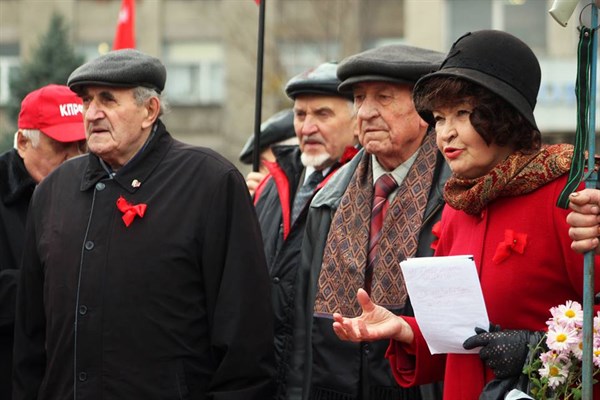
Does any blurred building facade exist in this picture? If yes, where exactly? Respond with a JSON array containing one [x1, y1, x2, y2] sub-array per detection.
[[0, 0, 597, 170]]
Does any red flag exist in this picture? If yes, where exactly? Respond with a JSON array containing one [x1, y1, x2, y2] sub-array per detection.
[[113, 0, 135, 50], [254, 0, 260, 4]]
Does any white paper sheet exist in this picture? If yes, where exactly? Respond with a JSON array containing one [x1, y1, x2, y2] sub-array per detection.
[[399, 255, 489, 354]]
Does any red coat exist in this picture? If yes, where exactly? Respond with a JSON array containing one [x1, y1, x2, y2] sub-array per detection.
[[386, 175, 600, 399]]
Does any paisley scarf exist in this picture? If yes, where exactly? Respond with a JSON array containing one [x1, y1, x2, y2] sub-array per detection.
[[444, 144, 573, 215], [314, 132, 438, 317]]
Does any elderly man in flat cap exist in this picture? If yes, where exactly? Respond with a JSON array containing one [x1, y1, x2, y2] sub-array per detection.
[[291, 45, 450, 400], [240, 108, 298, 196], [252, 61, 359, 400], [12, 49, 275, 400]]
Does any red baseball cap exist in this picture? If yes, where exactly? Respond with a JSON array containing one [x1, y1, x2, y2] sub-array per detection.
[[18, 84, 86, 143]]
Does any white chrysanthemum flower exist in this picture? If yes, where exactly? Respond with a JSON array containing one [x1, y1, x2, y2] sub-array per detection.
[[528, 302, 600, 397], [571, 338, 584, 360], [594, 312, 600, 338], [547, 325, 580, 353], [539, 359, 570, 389], [594, 347, 600, 368], [549, 300, 583, 328]]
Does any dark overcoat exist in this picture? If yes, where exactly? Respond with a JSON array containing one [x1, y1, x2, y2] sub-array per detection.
[[0, 149, 35, 400], [13, 121, 275, 400]]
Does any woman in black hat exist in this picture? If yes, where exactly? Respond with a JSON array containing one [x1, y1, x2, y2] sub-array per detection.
[[330, 30, 600, 400]]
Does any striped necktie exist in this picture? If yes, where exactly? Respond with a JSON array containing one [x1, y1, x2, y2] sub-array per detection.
[[365, 173, 398, 294], [291, 170, 323, 223]]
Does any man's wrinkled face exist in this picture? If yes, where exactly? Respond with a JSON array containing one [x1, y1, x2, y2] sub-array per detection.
[[353, 81, 428, 171], [18, 131, 84, 183], [80, 86, 157, 170], [293, 94, 357, 170]]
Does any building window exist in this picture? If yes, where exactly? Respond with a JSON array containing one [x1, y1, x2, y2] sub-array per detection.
[[76, 43, 111, 62], [164, 42, 224, 105], [0, 43, 20, 105], [279, 41, 341, 80], [0, 57, 19, 105], [447, 0, 546, 54]]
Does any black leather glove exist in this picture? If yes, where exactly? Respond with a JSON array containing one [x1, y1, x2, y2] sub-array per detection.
[[463, 327, 541, 379]]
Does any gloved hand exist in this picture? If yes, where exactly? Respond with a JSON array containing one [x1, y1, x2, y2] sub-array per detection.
[[463, 327, 541, 379]]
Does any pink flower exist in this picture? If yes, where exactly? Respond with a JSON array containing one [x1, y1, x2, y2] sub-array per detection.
[[571, 337, 584, 360], [538, 351, 571, 389], [547, 324, 580, 353], [549, 300, 584, 328], [525, 300, 600, 398], [594, 347, 600, 368]]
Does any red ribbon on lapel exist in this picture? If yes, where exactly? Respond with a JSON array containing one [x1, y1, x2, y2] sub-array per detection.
[[492, 229, 527, 264], [116, 196, 147, 227], [430, 221, 442, 251]]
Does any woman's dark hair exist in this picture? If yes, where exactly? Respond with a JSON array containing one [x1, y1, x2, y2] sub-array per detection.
[[413, 77, 541, 151]]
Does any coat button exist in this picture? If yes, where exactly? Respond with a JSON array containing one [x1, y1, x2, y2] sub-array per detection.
[[84, 241, 94, 250], [95, 182, 105, 191], [78, 371, 87, 382], [272, 277, 280, 284], [78, 305, 88, 315]]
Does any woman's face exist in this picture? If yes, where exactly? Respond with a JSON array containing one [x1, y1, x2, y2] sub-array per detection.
[[433, 103, 514, 179]]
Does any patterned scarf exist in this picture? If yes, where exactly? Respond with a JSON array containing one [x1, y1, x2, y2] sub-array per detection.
[[314, 133, 438, 317], [444, 144, 573, 215]]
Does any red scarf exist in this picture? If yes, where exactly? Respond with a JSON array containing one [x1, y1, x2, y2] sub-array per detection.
[[444, 144, 573, 215]]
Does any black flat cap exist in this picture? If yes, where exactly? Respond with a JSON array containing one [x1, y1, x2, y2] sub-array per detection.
[[68, 49, 166, 94], [285, 62, 353, 101], [239, 108, 297, 164], [337, 44, 444, 92]]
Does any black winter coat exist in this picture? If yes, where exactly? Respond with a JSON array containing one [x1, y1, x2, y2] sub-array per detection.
[[0, 149, 36, 400], [13, 121, 275, 400], [254, 145, 355, 400], [293, 146, 450, 400]]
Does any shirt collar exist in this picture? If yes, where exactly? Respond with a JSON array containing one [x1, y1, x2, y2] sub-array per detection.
[[80, 120, 171, 193], [302, 165, 330, 185], [371, 149, 419, 195]]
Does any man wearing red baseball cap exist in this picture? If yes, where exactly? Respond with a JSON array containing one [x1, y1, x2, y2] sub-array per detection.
[[0, 83, 85, 400], [15, 83, 87, 182]]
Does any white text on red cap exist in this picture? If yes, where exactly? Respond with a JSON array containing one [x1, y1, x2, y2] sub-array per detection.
[[60, 103, 83, 117]]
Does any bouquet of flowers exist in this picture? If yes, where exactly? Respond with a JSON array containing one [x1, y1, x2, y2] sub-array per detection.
[[523, 300, 600, 399]]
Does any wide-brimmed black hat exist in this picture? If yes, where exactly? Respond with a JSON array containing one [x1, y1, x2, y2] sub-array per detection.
[[239, 108, 297, 164], [337, 44, 444, 92], [413, 30, 540, 130], [285, 62, 353, 101]]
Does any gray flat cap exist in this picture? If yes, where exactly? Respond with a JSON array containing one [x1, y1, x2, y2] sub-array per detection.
[[68, 49, 166, 94], [239, 108, 297, 164], [337, 44, 444, 92], [285, 62, 353, 101]]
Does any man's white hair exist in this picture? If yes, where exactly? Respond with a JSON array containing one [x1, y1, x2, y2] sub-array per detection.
[[133, 86, 169, 117], [14, 129, 41, 149]]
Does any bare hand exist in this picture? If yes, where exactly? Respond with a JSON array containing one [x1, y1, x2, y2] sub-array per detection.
[[332, 288, 414, 344], [246, 171, 266, 197], [567, 189, 600, 254]]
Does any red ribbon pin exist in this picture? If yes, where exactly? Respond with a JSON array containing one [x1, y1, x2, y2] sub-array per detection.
[[492, 229, 527, 264], [116, 196, 147, 227]]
